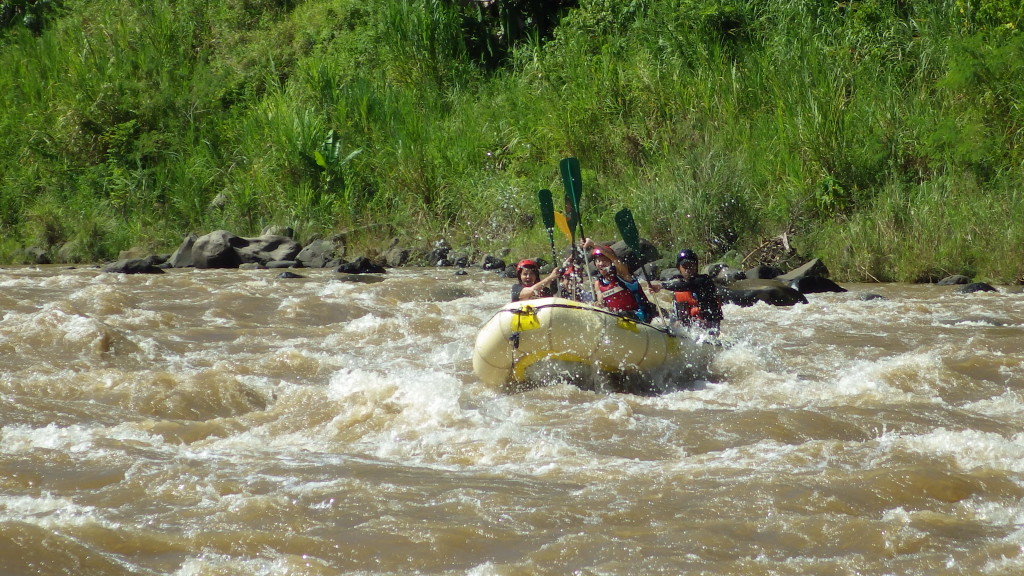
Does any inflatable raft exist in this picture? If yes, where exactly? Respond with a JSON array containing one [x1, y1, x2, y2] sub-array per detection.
[[472, 297, 713, 391]]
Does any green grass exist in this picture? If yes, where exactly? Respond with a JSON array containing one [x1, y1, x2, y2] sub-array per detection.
[[0, 0, 1022, 282]]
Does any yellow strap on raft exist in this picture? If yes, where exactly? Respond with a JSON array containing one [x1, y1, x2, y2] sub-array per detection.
[[510, 305, 541, 331], [616, 316, 640, 332]]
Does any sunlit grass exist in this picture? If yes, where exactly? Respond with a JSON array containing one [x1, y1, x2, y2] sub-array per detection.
[[0, 0, 1021, 281]]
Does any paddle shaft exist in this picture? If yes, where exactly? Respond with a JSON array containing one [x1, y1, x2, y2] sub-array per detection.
[[561, 157, 597, 302], [538, 189, 560, 275]]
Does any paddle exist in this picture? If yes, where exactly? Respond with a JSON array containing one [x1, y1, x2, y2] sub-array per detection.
[[537, 189, 559, 276], [615, 207, 661, 320], [560, 157, 584, 241], [560, 157, 595, 301], [553, 211, 572, 243], [614, 207, 643, 260]]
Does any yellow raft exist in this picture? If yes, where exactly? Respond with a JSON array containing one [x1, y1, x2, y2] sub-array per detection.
[[472, 297, 710, 390]]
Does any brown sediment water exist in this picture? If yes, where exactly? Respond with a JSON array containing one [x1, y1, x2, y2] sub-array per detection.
[[1, 266, 1023, 575]]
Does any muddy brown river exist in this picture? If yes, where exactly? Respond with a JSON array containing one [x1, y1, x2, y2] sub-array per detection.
[[1, 265, 1023, 575]]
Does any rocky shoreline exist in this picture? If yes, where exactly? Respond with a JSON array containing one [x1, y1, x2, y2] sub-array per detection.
[[81, 228, 1007, 307]]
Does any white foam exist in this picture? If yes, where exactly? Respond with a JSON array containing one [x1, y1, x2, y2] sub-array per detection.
[[887, 428, 1024, 474]]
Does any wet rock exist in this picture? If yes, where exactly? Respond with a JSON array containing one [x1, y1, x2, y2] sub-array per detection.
[[744, 264, 782, 280], [706, 263, 746, 284], [790, 276, 847, 294], [168, 234, 197, 268], [775, 258, 845, 293], [450, 251, 471, 268], [937, 275, 971, 285], [858, 292, 886, 301], [778, 258, 831, 282], [719, 279, 808, 307], [191, 231, 302, 269], [277, 271, 304, 279], [612, 239, 660, 271], [297, 238, 345, 268], [192, 230, 242, 269], [481, 255, 506, 271], [337, 256, 386, 274], [235, 235, 302, 265], [102, 258, 166, 274], [430, 239, 452, 266], [953, 282, 997, 294], [384, 238, 410, 267]]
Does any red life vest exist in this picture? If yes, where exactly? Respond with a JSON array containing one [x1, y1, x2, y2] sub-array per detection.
[[596, 276, 640, 312]]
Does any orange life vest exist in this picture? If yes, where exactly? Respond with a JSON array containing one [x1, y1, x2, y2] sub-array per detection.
[[674, 290, 701, 319]]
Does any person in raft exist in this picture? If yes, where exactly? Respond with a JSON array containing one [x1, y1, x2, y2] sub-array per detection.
[[511, 259, 560, 302], [555, 246, 593, 303], [661, 249, 723, 334], [582, 239, 658, 323]]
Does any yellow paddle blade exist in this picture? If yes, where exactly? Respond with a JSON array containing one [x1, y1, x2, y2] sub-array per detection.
[[553, 211, 572, 242]]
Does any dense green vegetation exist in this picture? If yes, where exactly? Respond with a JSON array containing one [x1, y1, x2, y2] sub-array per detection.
[[1, 0, 1022, 282]]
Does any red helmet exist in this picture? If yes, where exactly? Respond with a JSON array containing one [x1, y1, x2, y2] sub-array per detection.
[[515, 259, 539, 273]]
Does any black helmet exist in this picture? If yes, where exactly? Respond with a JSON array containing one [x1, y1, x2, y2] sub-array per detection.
[[676, 249, 699, 265]]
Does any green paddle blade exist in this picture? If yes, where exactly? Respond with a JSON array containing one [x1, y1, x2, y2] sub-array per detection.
[[564, 195, 579, 234], [615, 208, 642, 253], [538, 189, 555, 230], [560, 157, 583, 219]]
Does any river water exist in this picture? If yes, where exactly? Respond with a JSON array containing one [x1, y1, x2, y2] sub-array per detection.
[[1, 265, 1023, 575]]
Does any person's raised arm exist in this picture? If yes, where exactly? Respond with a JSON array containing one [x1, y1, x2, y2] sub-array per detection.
[[518, 267, 560, 300]]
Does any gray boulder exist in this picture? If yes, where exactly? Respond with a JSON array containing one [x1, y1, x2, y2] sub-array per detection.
[[777, 258, 846, 294], [191, 231, 302, 269], [296, 238, 345, 268], [235, 235, 302, 265], [102, 258, 166, 274], [745, 264, 782, 280], [777, 258, 830, 282], [192, 230, 243, 269], [720, 279, 809, 307], [168, 234, 197, 268], [706, 263, 746, 284], [481, 254, 505, 271], [337, 256, 386, 274], [953, 282, 997, 294]]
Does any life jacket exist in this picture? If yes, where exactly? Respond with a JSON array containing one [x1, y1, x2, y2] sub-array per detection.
[[596, 275, 641, 313], [674, 290, 701, 320]]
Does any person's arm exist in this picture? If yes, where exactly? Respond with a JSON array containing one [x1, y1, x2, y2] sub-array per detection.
[[661, 276, 690, 293], [517, 267, 560, 300]]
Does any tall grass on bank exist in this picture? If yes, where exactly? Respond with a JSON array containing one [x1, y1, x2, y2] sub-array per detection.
[[0, 0, 1021, 282]]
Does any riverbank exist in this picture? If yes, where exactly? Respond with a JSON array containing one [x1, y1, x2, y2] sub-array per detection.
[[2, 1, 1022, 282]]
